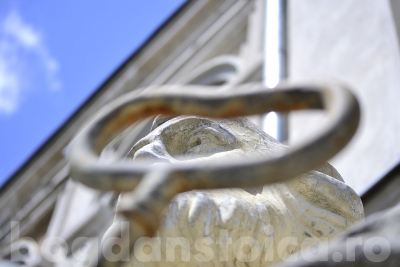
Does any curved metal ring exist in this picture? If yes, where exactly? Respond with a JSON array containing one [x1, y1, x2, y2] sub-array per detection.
[[68, 82, 360, 192]]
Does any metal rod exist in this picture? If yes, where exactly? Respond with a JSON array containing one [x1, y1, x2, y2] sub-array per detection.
[[68, 82, 360, 192], [263, 0, 289, 142]]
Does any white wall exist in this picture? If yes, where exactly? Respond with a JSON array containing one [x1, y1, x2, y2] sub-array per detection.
[[289, 0, 400, 193]]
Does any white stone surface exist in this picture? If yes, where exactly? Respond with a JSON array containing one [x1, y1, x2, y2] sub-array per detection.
[[46, 180, 100, 239], [110, 116, 364, 267], [289, 0, 400, 193]]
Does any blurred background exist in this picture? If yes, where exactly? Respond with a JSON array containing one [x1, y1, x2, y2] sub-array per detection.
[[0, 0, 400, 266]]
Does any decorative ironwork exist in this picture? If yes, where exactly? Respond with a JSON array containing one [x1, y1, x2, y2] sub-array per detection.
[[67, 82, 360, 266]]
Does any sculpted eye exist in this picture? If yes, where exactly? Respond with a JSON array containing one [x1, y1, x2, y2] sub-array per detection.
[[181, 126, 238, 159], [186, 127, 221, 149], [187, 136, 202, 150], [158, 117, 240, 160]]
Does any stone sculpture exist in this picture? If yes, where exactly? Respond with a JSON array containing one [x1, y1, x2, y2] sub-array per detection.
[[273, 203, 400, 267], [104, 114, 364, 267]]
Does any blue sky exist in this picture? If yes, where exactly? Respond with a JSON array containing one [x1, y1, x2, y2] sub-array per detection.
[[0, 0, 186, 187]]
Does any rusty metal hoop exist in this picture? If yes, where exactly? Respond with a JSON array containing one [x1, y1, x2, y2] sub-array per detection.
[[68, 82, 360, 193]]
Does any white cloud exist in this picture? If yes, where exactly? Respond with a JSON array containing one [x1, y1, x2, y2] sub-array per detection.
[[3, 12, 41, 48], [0, 11, 61, 115], [0, 56, 19, 114]]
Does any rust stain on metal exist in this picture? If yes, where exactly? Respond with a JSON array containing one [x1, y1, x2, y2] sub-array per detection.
[[120, 211, 159, 237]]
